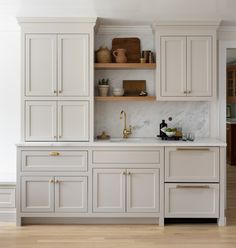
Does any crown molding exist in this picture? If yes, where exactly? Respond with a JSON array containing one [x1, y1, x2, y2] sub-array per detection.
[[154, 20, 221, 27], [96, 25, 153, 35], [17, 17, 97, 24]]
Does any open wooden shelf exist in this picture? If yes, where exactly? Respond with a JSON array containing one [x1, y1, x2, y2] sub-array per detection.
[[95, 96, 156, 101], [94, 63, 156, 69]]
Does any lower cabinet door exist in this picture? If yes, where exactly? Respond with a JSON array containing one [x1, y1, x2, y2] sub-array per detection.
[[93, 169, 126, 213], [54, 177, 87, 213], [165, 183, 219, 218], [21, 176, 54, 212], [127, 169, 160, 213]]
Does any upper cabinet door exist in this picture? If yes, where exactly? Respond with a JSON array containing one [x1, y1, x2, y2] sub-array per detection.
[[58, 101, 89, 141], [25, 34, 57, 96], [187, 36, 212, 97], [58, 34, 89, 96], [160, 36, 187, 97], [25, 101, 57, 141]]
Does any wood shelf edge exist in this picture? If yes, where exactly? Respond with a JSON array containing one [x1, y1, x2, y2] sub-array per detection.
[[94, 63, 156, 69], [95, 96, 156, 101]]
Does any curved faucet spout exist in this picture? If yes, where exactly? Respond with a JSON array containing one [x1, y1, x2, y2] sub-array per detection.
[[120, 110, 132, 138]]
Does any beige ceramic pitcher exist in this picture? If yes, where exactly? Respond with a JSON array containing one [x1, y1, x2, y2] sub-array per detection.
[[113, 48, 127, 63]]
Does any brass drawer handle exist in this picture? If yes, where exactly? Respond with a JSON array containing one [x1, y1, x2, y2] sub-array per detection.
[[49, 179, 54, 183], [49, 151, 60, 156], [122, 171, 126, 175], [176, 185, 210, 189], [55, 179, 60, 184], [127, 171, 131, 176], [176, 148, 210, 151]]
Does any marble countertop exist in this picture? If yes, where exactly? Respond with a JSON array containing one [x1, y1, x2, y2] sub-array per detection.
[[16, 137, 226, 147]]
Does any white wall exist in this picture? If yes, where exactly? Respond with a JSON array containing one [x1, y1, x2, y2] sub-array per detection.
[[0, 8, 20, 182]]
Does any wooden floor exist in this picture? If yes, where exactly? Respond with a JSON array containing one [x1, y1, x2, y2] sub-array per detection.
[[0, 165, 236, 248]]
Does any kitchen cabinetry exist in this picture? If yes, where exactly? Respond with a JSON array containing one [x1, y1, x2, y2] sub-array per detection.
[[227, 123, 236, 165], [164, 147, 220, 218], [227, 65, 236, 103], [26, 34, 89, 97], [25, 101, 89, 141], [156, 22, 219, 101], [19, 17, 95, 141], [21, 176, 87, 213], [93, 168, 159, 213]]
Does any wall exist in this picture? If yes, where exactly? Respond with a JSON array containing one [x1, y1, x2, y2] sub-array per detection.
[[94, 27, 210, 138], [0, 12, 20, 182]]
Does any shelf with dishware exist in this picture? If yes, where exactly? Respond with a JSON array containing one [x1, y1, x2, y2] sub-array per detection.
[[94, 63, 156, 70], [95, 96, 156, 101]]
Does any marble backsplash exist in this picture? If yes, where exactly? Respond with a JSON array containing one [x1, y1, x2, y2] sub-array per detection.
[[95, 101, 210, 138]]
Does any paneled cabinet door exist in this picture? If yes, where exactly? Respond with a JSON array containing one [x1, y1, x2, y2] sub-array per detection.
[[58, 34, 89, 96], [21, 176, 54, 212], [55, 177, 87, 213], [93, 169, 126, 213], [25, 101, 57, 141], [58, 101, 89, 141], [160, 36, 187, 97], [187, 36, 212, 97], [126, 169, 160, 213], [25, 34, 57, 96]]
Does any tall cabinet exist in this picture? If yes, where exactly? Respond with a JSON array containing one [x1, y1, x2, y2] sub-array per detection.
[[19, 18, 96, 141]]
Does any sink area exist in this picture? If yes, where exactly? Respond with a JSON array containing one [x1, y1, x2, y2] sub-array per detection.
[[109, 138, 143, 142]]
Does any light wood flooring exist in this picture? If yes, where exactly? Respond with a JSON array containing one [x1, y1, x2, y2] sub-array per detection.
[[0, 165, 236, 248]]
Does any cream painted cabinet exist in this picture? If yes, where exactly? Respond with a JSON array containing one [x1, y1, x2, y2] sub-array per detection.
[[26, 101, 89, 141], [160, 35, 212, 99], [22, 176, 87, 213], [25, 34, 89, 97], [93, 168, 160, 213]]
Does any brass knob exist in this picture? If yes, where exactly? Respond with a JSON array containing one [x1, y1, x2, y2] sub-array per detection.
[[49, 179, 54, 183], [49, 151, 60, 156], [188, 91, 191, 94], [122, 171, 126, 175], [127, 172, 131, 176], [55, 179, 60, 183], [53, 90, 57, 94], [184, 91, 187, 94], [59, 90, 62, 94]]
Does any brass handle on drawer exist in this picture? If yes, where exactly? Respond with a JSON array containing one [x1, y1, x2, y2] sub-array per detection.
[[58, 90, 62, 94], [127, 171, 131, 176], [184, 91, 187, 94], [55, 179, 60, 184], [122, 171, 126, 175], [53, 90, 57, 94], [188, 90, 191, 94], [176, 148, 210, 151], [176, 185, 210, 189], [49, 179, 54, 183], [49, 151, 60, 156]]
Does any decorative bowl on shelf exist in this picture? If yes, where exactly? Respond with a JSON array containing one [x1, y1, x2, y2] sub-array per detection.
[[112, 88, 124, 96]]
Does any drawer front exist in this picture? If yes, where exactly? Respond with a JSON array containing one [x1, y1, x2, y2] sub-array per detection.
[[22, 150, 88, 172], [92, 150, 161, 165], [165, 147, 219, 182], [165, 183, 219, 218], [0, 187, 15, 208]]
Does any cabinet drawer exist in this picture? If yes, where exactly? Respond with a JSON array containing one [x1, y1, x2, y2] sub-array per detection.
[[165, 183, 219, 218], [92, 150, 161, 164], [22, 150, 87, 172], [165, 147, 219, 182]]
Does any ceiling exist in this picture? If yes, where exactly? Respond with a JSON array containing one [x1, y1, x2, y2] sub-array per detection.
[[2, 0, 236, 25]]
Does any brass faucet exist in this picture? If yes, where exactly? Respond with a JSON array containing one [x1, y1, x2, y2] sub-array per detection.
[[120, 110, 132, 138]]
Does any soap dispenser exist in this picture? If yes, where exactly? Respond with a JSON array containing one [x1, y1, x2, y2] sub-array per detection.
[[159, 120, 167, 138]]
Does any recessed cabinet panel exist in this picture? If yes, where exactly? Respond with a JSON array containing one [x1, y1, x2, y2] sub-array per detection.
[[25, 34, 57, 96], [187, 36, 212, 96], [93, 169, 126, 213], [160, 36, 186, 97], [127, 169, 160, 213], [58, 101, 89, 141], [165, 183, 219, 217], [22, 150, 88, 172], [58, 34, 89, 96], [21, 176, 54, 212], [55, 177, 87, 213], [25, 101, 57, 141]]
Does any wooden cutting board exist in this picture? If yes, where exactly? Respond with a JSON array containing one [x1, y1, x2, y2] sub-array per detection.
[[112, 38, 141, 63], [123, 80, 146, 96]]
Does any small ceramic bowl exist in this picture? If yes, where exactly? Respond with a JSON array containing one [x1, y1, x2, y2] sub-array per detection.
[[112, 88, 124, 96], [165, 131, 176, 137]]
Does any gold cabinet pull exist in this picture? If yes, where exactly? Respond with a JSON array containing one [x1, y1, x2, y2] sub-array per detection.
[[127, 171, 131, 176], [122, 171, 126, 175], [49, 151, 60, 156], [176, 148, 210, 151], [188, 90, 191, 94], [55, 179, 60, 183], [176, 185, 210, 189], [49, 179, 54, 183], [58, 90, 62, 94], [53, 90, 57, 94], [184, 91, 187, 94]]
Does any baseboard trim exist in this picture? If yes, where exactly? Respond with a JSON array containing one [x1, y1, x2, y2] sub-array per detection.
[[0, 210, 16, 222], [22, 217, 160, 225]]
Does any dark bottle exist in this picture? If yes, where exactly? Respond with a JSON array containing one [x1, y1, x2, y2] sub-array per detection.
[[160, 120, 167, 137]]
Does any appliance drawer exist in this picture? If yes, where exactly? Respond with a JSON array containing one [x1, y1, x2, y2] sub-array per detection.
[[92, 149, 162, 165], [21, 150, 88, 172], [165, 183, 219, 218], [165, 147, 219, 182]]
